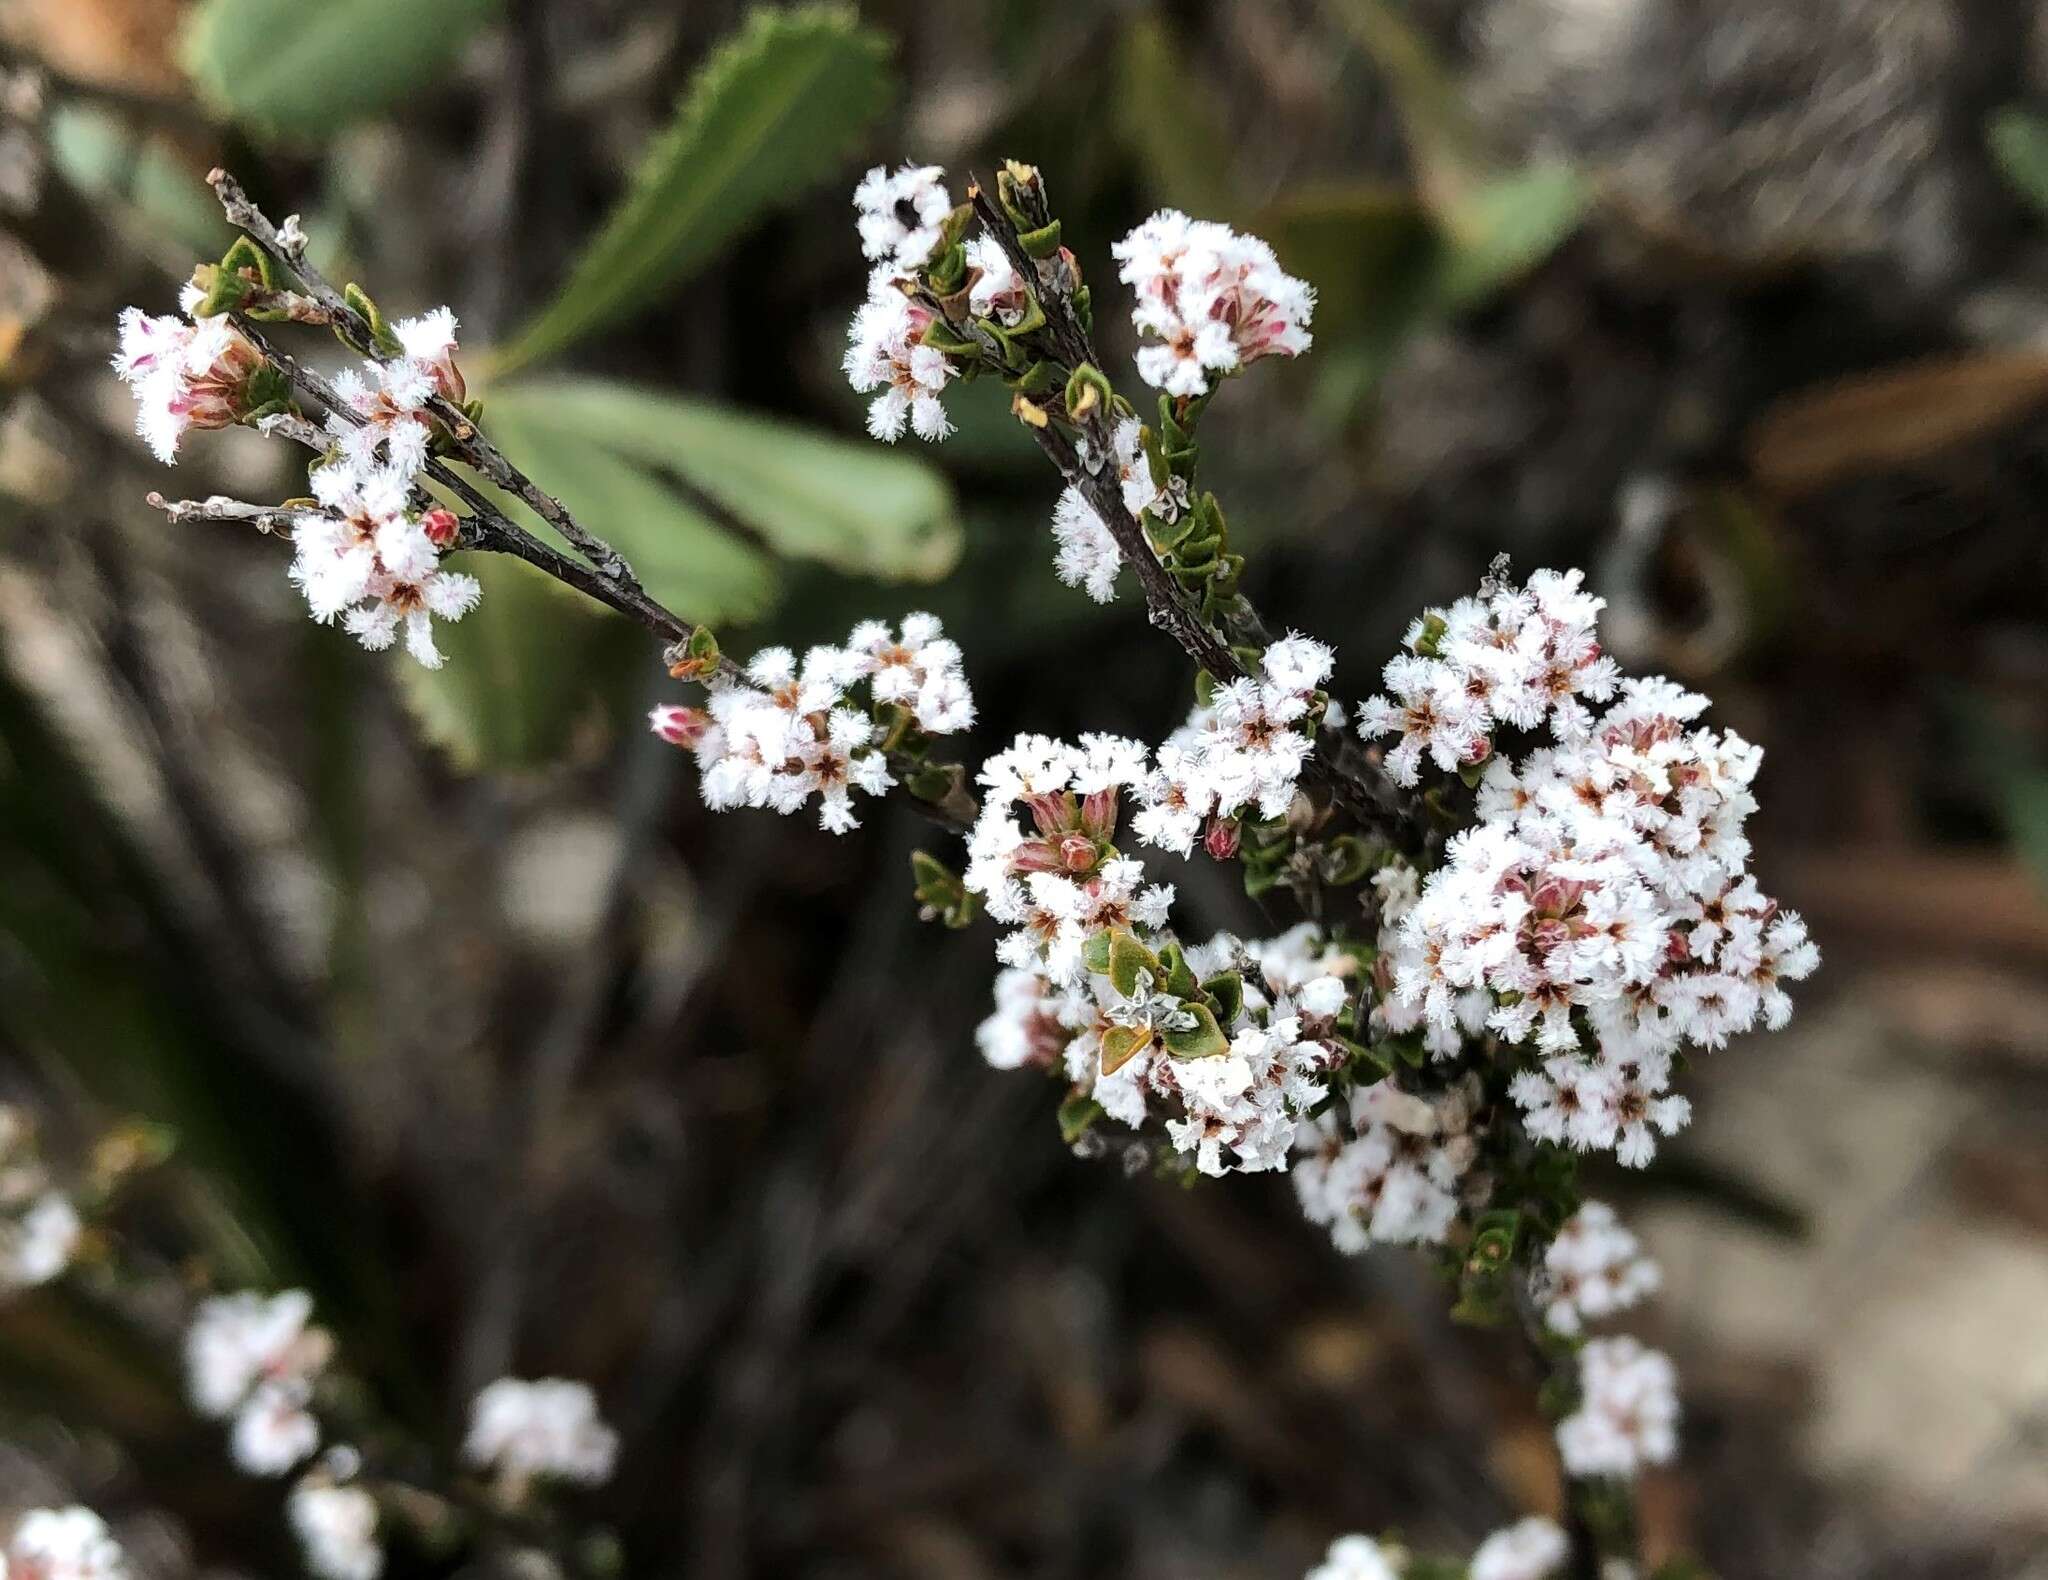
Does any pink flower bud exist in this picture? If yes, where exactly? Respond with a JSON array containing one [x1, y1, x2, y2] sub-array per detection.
[[1078, 788, 1118, 838], [648, 705, 709, 748], [420, 508, 459, 547], [1203, 816, 1240, 861], [1058, 833, 1098, 873]]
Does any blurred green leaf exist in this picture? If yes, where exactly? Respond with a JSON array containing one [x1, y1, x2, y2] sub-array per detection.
[[1433, 164, 1590, 308], [1988, 105, 2048, 218], [393, 554, 640, 772], [495, 4, 892, 373], [2003, 772, 2048, 896], [1112, 15, 1239, 220], [1320, 0, 1488, 212], [487, 379, 963, 582], [44, 104, 228, 254], [180, 0, 501, 139], [480, 396, 781, 624]]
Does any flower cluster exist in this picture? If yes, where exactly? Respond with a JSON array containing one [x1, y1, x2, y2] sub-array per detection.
[[115, 279, 483, 668], [963, 732, 1170, 983], [0, 1107, 81, 1296], [463, 1377, 619, 1489], [185, 1288, 333, 1476], [845, 163, 959, 443], [1357, 567, 1620, 787], [112, 286, 272, 464], [285, 312, 480, 667], [1535, 1201, 1661, 1335], [1555, 1334, 1681, 1478], [649, 613, 973, 834], [289, 1476, 382, 1580], [1131, 635, 1335, 854], [5, 1507, 129, 1580], [1372, 570, 1818, 1166], [1111, 210, 1315, 396], [1292, 1076, 1483, 1251]]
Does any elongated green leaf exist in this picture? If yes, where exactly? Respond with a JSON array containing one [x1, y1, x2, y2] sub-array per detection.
[[1433, 164, 1590, 308], [181, 0, 500, 139], [497, 5, 892, 373], [486, 379, 962, 582], [481, 401, 780, 624], [394, 554, 638, 772], [1989, 106, 2048, 218], [1113, 15, 1239, 221]]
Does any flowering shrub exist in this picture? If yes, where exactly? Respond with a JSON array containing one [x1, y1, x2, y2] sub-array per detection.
[[95, 155, 1820, 1578]]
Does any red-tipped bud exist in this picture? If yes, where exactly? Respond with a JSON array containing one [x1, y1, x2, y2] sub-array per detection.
[[1078, 787, 1119, 839], [1007, 839, 1066, 875], [1203, 816, 1241, 862], [648, 705, 710, 749], [1024, 791, 1072, 837], [1058, 833, 1099, 873], [420, 507, 460, 547]]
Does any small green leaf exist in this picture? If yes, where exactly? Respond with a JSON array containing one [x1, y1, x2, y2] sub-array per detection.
[[486, 379, 961, 583], [1081, 930, 1114, 977], [496, 4, 892, 371], [1989, 106, 2048, 218], [1201, 971, 1244, 1025], [180, 0, 501, 140], [1161, 1002, 1229, 1060], [1106, 929, 1161, 999], [1057, 1094, 1106, 1144], [395, 555, 636, 772], [1098, 1023, 1153, 1076]]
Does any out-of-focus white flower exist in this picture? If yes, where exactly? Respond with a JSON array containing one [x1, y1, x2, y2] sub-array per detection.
[[5, 1507, 128, 1580], [231, 1379, 323, 1476], [1303, 1533, 1402, 1580], [1293, 1077, 1482, 1252], [288, 1481, 382, 1580], [0, 1191, 81, 1292], [1112, 210, 1314, 396], [187, 1288, 329, 1417], [1469, 1516, 1569, 1580], [1536, 1201, 1661, 1335], [463, 1377, 618, 1487], [1556, 1336, 1680, 1478]]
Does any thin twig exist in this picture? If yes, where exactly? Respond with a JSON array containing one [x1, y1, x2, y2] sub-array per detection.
[[145, 492, 297, 536], [210, 168, 654, 595]]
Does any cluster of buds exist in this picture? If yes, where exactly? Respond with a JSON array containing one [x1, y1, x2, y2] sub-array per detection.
[[1111, 209, 1316, 397], [185, 1288, 335, 1475]]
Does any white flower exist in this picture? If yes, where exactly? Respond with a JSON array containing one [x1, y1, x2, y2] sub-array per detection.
[[965, 234, 1026, 324], [843, 284, 954, 443], [326, 357, 436, 476], [390, 306, 464, 402], [186, 1289, 330, 1421], [288, 1482, 382, 1580], [113, 306, 268, 464], [1050, 486, 1123, 603], [1303, 1533, 1402, 1580], [336, 562, 484, 669], [1469, 1516, 1569, 1580], [1112, 210, 1314, 396], [1536, 1202, 1661, 1335], [976, 968, 1068, 1071], [1556, 1336, 1680, 1478], [854, 163, 953, 271], [1293, 1078, 1480, 1252], [463, 1377, 618, 1487], [6, 1507, 128, 1580], [0, 1191, 80, 1291], [231, 1378, 322, 1476]]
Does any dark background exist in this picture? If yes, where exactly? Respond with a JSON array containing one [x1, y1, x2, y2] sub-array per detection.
[[1, 1, 2045, 1576]]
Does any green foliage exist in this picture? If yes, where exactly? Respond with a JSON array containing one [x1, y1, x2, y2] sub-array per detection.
[[393, 555, 640, 774], [402, 378, 959, 769], [180, 0, 501, 140], [1988, 106, 2048, 217], [496, 4, 893, 372], [492, 379, 962, 581], [43, 105, 228, 255], [1433, 164, 1591, 309], [1112, 15, 1239, 220]]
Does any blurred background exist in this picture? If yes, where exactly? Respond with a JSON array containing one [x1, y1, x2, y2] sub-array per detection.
[[1, 0, 2046, 1575]]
